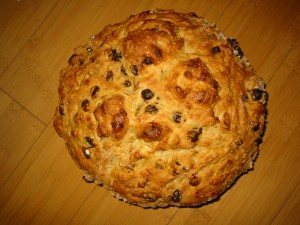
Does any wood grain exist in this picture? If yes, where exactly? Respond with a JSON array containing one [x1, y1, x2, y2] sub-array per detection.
[[0, 0, 58, 75], [0, 0, 299, 224], [0, 90, 45, 189]]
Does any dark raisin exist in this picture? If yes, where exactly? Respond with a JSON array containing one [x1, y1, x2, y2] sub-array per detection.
[[89, 56, 96, 63], [131, 65, 138, 76], [85, 137, 95, 147], [236, 139, 243, 147], [106, 71, 113, 81], [154, 48, 162, 58], [82, 147, 91, 159], [145, 104, 158, 113], [175, 161, 181, 166], [255, 138, 263, 144], [172, 169, 180, 176], [189, 175, 200, 186], [233, 45, 243, 58], [116, 52, 122, 61], [242, 93, 249, 102], [79, 59, 85, 65], [227, 38, 237, 46], [151, 27, 159, 32], [171, 189, 181, 202], [251, 89, 263, 101], [81, 99, 89, 111], [124, 80, 132, 87], [191, 133, 200, 142], [227, 38, 243, 58], [211, 46, 221, 54], [182, 166, 189, 171], [86, 46, 93, 52], [110, 49, 122, 61], [262, 92, 268, 104], [143, 57, 154, 65], [68, 54, 85, 66], [90, 86, 100, 98], [68, 54, 77, 65], [121, 65, 127, 75], [59, 105, 65, 115], [141, 89, 155, 100], [210, 79, 219, 89], [189, 128, 202, 142], [252, 124, 260, 131], [173, 111, 182, 123], [111, 49, 116, 56]]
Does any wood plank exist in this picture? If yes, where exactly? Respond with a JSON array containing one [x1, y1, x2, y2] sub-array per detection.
[[0, 89, 45, 189], [69, 187, 177, 225], [0, 123, 95, 225], [272, 183, 300, 225], [0, 0, 58, 75]]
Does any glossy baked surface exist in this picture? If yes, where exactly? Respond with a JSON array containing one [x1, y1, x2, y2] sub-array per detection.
[[54, 9, 266, 207]]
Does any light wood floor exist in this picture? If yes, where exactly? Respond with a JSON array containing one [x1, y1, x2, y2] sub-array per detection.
[[0, 0, 299, 224]]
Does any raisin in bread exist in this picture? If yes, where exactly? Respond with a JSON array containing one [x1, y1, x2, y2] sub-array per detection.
[[53, 9, 267, 207]]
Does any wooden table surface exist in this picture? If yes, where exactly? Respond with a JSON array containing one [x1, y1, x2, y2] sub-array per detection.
[[0, 0, 299, 224]]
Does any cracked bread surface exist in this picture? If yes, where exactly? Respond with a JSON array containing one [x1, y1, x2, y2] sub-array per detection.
[[53, 9, 267, 207]]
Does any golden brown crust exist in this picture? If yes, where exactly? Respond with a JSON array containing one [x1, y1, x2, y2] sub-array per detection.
[[53, 9, 267, 207]]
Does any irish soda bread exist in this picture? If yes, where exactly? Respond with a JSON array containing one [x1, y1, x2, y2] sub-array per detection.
[[54, 9, 267, 207]]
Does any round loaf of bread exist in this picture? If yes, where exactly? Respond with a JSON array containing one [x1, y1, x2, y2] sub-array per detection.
[[54, 9, 267, 207]]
